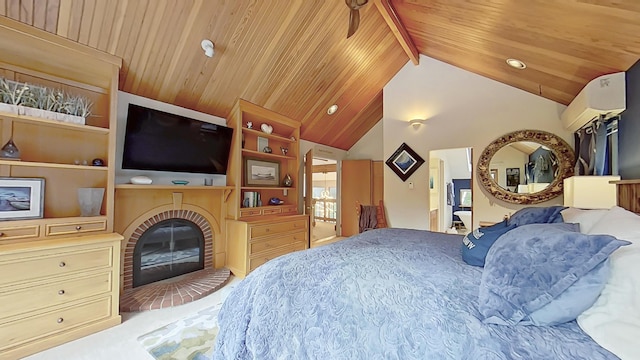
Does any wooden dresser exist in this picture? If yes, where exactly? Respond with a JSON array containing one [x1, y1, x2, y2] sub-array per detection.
[[226, 214, 308, 278], [0, 17, 123, 358], [0, 234, 122, 359]]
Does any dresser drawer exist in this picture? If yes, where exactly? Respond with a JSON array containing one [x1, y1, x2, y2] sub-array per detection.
[[45, 219, 107, 237], [240, 208, 262, 218], [249, 242, 307, 271], [0, 224, 39, 241], [280, 206, 297, 214], [262, 207, 282, 215], [250, 219, 307, 239], [0, 247, 113, 286], [249, 230, 306, 255], [0, 296, 112, 351], [0, 272, 112, 319]]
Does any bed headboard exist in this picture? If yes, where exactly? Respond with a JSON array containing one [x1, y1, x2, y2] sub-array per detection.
[[613, 180, 640, 214]]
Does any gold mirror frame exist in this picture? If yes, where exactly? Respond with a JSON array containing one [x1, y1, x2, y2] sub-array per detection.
[[477, 130, 575, 204]]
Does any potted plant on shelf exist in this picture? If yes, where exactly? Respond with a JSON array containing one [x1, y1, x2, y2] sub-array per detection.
[[0, 77, 92, 125]]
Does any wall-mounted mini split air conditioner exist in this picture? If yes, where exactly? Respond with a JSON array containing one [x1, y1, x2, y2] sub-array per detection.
[[560, 72, 626, 132]]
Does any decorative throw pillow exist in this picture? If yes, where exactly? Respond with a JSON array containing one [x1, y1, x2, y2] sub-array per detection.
[[561, 207, 610, 233], [577, 206, 640, 359], [508, 206, 566, 227], [461, 220, 516, 267], [478, 222, 629, 326]]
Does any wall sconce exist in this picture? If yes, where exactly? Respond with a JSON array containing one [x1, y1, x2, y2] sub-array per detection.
[[409, 119, 425, 129], [201, 39, 215, 57]]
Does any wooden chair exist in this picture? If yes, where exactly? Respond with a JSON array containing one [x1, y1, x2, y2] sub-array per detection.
[[355, 200, 388, 233]]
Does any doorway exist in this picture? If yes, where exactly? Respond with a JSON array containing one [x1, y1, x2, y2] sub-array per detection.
[[429, 147, 473, 234], [305, 150, 341, 247]]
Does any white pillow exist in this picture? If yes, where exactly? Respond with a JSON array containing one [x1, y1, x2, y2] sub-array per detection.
[[561, 207, 610, 233], [577, 206, 640, 359]]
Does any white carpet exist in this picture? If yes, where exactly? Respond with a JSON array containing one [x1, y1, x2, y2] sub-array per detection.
[[24, 276, 240, 360]]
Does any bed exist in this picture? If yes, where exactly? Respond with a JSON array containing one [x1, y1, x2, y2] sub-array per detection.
[[213, 210, 640, 360]]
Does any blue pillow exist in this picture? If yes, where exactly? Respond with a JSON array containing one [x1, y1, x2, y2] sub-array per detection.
[[508, 206, 566, 227], [461, 220, 516, 267], [478, 223, 629, 326]]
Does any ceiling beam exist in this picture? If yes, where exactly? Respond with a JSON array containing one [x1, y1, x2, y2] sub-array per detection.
[[373, 0, 419, 65]]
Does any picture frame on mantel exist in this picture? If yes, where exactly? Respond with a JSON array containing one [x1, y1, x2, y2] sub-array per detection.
[[385, 143, 425, 182], [0, 177, 45, 220], [245, 159, 280, 186]]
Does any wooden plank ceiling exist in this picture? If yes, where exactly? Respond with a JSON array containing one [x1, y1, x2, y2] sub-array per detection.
[[392, 0, 640, 106], [0, 0, 405, 150], [1, 1, 639, 149]]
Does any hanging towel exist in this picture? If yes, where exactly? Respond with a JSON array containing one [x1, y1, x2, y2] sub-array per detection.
[[359, 205, 378, 233]]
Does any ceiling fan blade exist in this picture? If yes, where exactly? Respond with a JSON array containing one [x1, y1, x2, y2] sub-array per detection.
[[347, 8, 360, 38]]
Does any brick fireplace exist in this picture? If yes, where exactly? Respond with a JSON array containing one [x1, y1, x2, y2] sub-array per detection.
[[122, 209, 213, 290], [115, 187, 232, 311]]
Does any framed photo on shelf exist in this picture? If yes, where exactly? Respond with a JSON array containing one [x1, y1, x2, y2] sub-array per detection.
[[385, 143, 425, 182], [0, 177, 45, 220], [257, 136, 269, 153], [245, 159, 280, 186]]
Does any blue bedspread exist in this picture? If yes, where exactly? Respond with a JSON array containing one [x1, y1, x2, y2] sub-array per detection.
[[214, 228, 616, 359]]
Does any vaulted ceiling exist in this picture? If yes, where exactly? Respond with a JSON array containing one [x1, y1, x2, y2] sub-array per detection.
[[2, 1, 639, 150]]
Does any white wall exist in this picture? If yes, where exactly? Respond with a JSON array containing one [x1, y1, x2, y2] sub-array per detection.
[[347, 120, 384, 160], [351, 55, 570, 230], [115, 91, 229, 186]]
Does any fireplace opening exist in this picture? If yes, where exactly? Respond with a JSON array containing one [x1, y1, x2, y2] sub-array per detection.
[[133, 218, 205, 288]]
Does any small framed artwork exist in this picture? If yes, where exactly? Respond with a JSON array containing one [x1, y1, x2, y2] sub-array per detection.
[[257, 136, 269, 153], [506, 168, 520, 187], [0, 177, 45, 220], [245, 159, 280, 186], [385, 143, 425, 182]]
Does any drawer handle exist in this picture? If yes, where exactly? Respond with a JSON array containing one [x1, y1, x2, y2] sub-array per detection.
[[57, 317, 64, 324], [75, 226, 82, 231], [0, 232, 4, 237], [58, 289, 65, 295], [59, 261, 66, 268]]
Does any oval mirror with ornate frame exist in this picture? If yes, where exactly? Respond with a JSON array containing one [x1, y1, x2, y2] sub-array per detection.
[[477, 130, 575, 204]]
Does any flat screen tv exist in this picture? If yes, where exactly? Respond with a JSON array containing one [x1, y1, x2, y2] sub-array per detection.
[[122, 104, 233, 174]]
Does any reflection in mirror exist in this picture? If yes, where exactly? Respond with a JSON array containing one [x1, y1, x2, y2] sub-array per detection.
[[489, 141, 559, 194], [477, 130, 575, 204]]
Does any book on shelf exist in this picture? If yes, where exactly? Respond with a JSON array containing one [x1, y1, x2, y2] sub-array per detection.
[[243, 191, 261, 207]]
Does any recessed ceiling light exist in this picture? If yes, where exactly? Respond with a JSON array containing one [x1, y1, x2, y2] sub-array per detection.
[[506, 58, 526, 70], [327, 104, 338, 115]]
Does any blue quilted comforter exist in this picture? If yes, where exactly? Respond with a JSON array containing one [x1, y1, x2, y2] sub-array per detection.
[[214, 228, 616, 359]]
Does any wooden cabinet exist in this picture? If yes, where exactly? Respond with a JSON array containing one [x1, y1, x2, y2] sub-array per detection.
[[0, 17, 123, 357], [227, 215, 308, 278], [225, 99, 309, 277], [0, 234, 122, 359]]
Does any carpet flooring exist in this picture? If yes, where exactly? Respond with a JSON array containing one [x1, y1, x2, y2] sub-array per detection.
[[138, 305, 221, 360]]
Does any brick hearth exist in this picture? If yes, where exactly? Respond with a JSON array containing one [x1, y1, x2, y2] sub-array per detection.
[[120, 267, 231, 312]]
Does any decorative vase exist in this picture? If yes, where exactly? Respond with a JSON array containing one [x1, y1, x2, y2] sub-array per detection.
[[78, 187, 105, 216], [283, 173, 293, 187], [0, 137, 20, 160]]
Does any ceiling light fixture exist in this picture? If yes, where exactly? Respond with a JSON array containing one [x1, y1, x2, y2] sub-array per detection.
[[506, 58, 526, 70], [201, 39, 215, 58], [327, 104, 338, 115]]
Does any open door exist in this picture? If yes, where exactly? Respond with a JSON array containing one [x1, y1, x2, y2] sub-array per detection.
[[305, 149, 315, 230]]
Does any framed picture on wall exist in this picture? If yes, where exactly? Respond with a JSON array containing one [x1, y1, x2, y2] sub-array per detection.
[[385, 143, 425, 182]]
